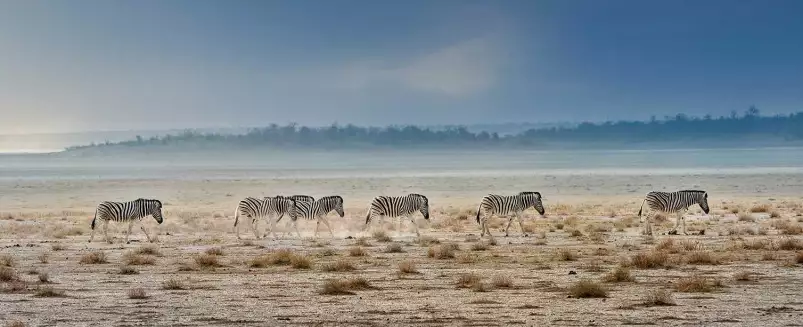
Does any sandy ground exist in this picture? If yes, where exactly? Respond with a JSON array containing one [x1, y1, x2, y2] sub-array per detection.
[[2, 174, 803, 326]]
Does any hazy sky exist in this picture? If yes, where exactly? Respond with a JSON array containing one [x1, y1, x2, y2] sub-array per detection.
[[1, 0, 802, 134]]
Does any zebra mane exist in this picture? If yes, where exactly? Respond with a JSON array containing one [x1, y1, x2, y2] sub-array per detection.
[[518, 191, 541, 198], [135, 198, 161, 206], [409, 193, 428, 202], [679, 190, 706, 194], [318, 195, 343, 203]]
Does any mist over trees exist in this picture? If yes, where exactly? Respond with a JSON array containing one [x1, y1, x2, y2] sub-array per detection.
[[67, 107, 803, 151]]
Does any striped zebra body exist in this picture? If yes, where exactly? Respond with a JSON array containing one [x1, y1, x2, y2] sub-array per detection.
[[364, 193, 430, 237], [476, 192, 545, 238], [280, 196, 344, 239], [270, 195, 315, 238], [638, 190, 710, 235], [89, 198, 163, 244], [233, 196, 296, 239]]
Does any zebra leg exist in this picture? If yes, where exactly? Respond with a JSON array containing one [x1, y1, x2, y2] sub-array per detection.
[[103, 220, 112, 244], [409, 215, 421, 237], [516, 214, 527, 237], [320, 217, 335, 239], [504, 216, 514, 237], [314, 220, 320, 238], [125, 220, 134, 244], [89, 222, 96, 243], [140, 223, 152, 243], [293, 219, 302, 238], [672, 210, 688, 235], [643, 214, 653, 236]]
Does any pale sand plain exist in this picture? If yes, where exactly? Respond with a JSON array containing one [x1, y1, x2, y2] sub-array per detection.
[[2, 173, 803, 326]]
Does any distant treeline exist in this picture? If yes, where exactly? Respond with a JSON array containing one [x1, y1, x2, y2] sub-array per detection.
[[66, 107, 803, 151]]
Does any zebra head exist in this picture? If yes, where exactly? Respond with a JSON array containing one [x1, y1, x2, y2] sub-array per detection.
[[410, 193, 430, 220], [319, 195, 345, 217], [698, 192, 710, 214], [520, 192, 546, 216], [138, 198, 164, 224]]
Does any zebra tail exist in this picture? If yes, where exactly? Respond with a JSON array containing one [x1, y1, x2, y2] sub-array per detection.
[[90, 208, 98, 230], [233, 206, 240, 227], [637, 199, 646, 217], [475, 203, 482, 224], [365, 209, 371, 225]]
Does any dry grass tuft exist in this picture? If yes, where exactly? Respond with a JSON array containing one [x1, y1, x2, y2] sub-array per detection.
[[250, 250, 312, 269], [0, 254, 15, 267], [37, 252, 49, 264], [0, 266, 18, 282], [456, 273, 482, 289], [770, 211, 782, 218], [782, 224, 803, 235], [417, 236, 440, 246], [427, 243, 458, 259], [630, 251, 669, 269], [320, 259, 355, 272], [135, 245, 161, 256], [51, 243, 66, 251], [556, 248, 577, 261], [128, 287, 147, 299], [491, 275, 513, 288], [79, 251, 108, 264], [122, 252, 156, 266], [195, 253, 222, 268], [2, 281, 27, 294], [675, 275, 719, 293], [604, 266, 635, 283], [355, 237, 371, 247], [750, 204, 771, 213], [162, 278, 186, 290], [777, 237, 803, 250], [5, 321, 26, 327], [349, 247, 368, 257], [372, 230, 392, 242], [319, 277, 374, 295], [738, 213, 756, 222], [34, 286, 65, 297], [205, 247, 224, 256], [568, 279, 608, 298], [471, 242, 488, 251], [733, 271, 755, 282], [796, 251, 803, 264], [37, 272, 50, 283], [641, 289, 676, 306], [398, 261, 419, 274], [570, 229, 583, 237], [119, 265, 139, 275], [383, 243, 404, 253], [685, 251, 721, 265]]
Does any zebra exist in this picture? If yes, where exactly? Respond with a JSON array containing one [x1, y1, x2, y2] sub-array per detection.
[[89, 198, 164, 244], [268, 195, 315, 238], [475, 192, 545, 238], [276, 195, 344, 239], [364, 193, 430, 237], [637, 190, 710, 236], [233, 196, 297, 240]]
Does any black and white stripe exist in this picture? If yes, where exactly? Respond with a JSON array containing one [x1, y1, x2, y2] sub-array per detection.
[[233, 196, 297, 239], [638, 190, 710, 235], [89, 198, 164, 244], [476, 192, 545, 238], [364, 193, 430, 237], [278, 195, 344, 239]]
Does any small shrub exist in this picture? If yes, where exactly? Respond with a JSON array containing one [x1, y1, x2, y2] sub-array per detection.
[[491, 275, 513, 288], [79, 251, 107, 264], [319, 277, 374, 295], [655, 238, 675, 251], [205, 247, 224, 256], [119, 266, 139, 275], [427, 244, 456, 259], [51, 243, 66, 251], [290, 254, 312, 269], [642, 289, 675, 306], [777, 237, 803, 250], [355, 237, 371, 247], [457, 253, 477, 264], [738, 213, 756, 222], [5, 321, 26, 327], [782, 224, 803, 235], [570, 230, 583, 237], [603, 266, 634, 283], [685, 251, 720, 265], [398, 261, 418, 274], [796, 251, 803, 264], [770, 211, 781, 218], [675, 276, 715, 293], [750, 204, 771, 213], [417, 236, 440, 246], [128, 288, 147, 299], [568, 279, 608, 298], [195, 253, 221, 268], [556, 248, 577, 261], [320, 259, 355, 272], [762, 252, 777, 261], [0, 254, 15, 267], [37, 272, 50, 283], [349, 247, 367, 257], [3, 281, 27, 293], [250, 250, 311, 269], [162, 278, 185, 290], [372, 230, 392, 242], [630, 251, 668, 269], [456, 273, 482, 289], [0, 266, 18, 282], [136, 245, 162, 256], [733, 271, 754, 281], [122, 252, 156, 266], [555, 223, 565, 230], [383, 243, 404, 253], [34, 286, 65, 297], [38, 252, 49, 264], [471, 242, 488, 251], [487, 237, 497, 246]]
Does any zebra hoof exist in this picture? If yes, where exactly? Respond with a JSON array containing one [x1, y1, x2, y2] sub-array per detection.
[[126, 241, 131, 244]]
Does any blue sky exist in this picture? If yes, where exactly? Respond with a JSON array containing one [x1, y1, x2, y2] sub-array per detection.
[[1, 0, 802, 134]]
